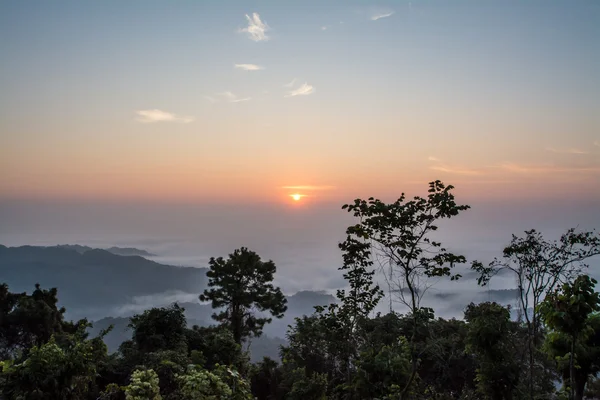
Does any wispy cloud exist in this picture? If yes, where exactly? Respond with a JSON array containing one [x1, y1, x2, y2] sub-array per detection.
[[219, 91, 251, 103], [234, 63, 264, 71], [427, 155, 600, 180], [239, 13, 269, 42], [283, 78, 297, 88], [281, 185, 335, 191], [427, 157, 482, 175], [285, 83, 315, 97], [115, 291, 200, 315], [499, 163, 600, 174], [321, 26, 328, 31], [545, 147, 588, 155], [204, 96, 217, 104], [371, 11, 394, 21], [430, 165, 483, 176], [135, 109, 194, 124]]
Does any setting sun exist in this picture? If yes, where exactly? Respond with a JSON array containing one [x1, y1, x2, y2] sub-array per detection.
[[290, 193, 303, 201]]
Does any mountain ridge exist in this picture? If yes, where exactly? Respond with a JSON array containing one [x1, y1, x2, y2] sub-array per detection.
[[56, 244, 156, 257]]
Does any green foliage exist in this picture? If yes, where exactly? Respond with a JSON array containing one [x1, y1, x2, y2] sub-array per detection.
[[250, 357, 282, 400], [125, 369, 162, 400], [352, 337, 411, 399], [213, 364, 253, 400], [111, 306, 201, 399], [177, 365, 232, 400], [0, 330, 107, 400], [464, 302, 521, 400], [127, 304, 188, 354], [539, 275, 600, 337], [0, 283, 82, 359], [417, 317, 476, 397], [145, 351, 188, 398], [114, 305, 191, 398], [585, 375, 600, 399], [539, 275, 600, 400], [186, 325, 247, 371], [200, 247, 287, 344], [177, 364, 252, 400], [544, 315, 600, 400], [283, 314, 333, 377], [284, 367, 328, 400], [98, 383, 124, 399]]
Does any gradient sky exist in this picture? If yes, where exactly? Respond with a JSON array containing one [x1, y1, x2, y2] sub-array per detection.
[[1, 0, 599, 204]]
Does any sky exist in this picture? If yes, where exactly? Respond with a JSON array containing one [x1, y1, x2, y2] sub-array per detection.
[[1, 0, 599, 205], [1, 1, 600, 303]]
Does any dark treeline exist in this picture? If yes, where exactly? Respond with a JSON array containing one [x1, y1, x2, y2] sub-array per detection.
[[1, 181, 600, 400]]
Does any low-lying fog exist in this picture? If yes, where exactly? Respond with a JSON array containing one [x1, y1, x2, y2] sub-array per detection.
[[1, 197, 599, 320]]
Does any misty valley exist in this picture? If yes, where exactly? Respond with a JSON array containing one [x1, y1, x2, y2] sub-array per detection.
[[0, 243, 334, 362], [2, 181, 600, 400]]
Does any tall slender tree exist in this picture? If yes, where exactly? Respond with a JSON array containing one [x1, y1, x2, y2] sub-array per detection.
[[200, 247, 287, 345], [341, 180, 470, 399]]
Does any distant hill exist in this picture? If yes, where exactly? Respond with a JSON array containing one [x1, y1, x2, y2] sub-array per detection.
[[57, 244, 156, 257], [0, 244, 337, 335], [0, 244, 207, 319]]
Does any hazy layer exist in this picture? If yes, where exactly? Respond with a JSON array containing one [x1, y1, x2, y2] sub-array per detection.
[[2, 197, 598, 315]]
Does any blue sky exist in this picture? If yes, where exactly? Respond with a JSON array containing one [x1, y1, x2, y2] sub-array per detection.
[[1, 0, 599, 203]]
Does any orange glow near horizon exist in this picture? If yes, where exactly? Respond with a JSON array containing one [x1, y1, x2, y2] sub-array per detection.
[[290, 193, 304, 202]]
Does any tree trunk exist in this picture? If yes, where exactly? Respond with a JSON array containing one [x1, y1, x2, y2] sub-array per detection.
[[399, 311, 419, 400], [232, 304, 243, 344], [570, 336, 576, 400], [400, 356, 418, 400], [528, 334, 535, 400], [574, 371, 587, 400]]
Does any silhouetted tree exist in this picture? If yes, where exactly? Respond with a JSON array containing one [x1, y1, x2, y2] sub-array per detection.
[[250, 357, 282, 400], [126, 304, 188, 354], [544, 313, 600, 400], [200, 247, 287, 344], [417, 317, 477, 397], [539, 275, 600, 400], [472, 228, 600, 399], [185, 325, 247, 371], [341, 180, 470, 399], [0, 283, 81, 359], [464, 302, 521, 400]]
